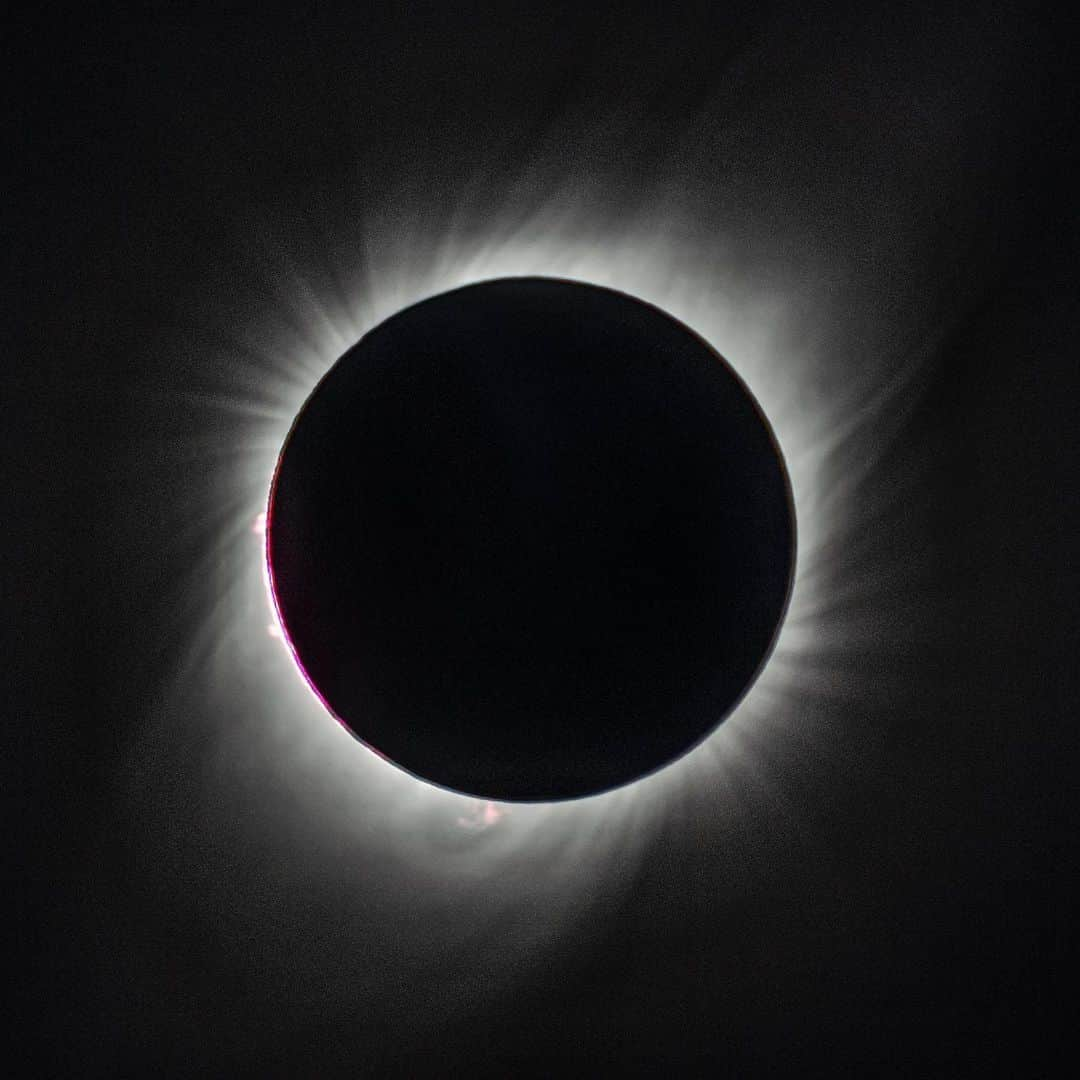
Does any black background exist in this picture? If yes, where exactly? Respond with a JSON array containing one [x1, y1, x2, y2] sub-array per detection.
[[8, 2, 1078, 1075]]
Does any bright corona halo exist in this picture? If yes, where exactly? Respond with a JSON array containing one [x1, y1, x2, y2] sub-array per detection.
[[267, 277, 795, 801]]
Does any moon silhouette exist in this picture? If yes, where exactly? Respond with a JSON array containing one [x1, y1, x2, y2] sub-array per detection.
[[267, 277, 794, 800]]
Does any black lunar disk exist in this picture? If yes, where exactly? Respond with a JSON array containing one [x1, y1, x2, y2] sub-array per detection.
[[267, 278, 794, 800]]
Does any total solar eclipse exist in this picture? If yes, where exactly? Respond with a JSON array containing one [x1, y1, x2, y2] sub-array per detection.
[[267, 277, 794, 800]]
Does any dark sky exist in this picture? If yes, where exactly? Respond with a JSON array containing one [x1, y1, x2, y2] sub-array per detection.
[[8, 3, 1078, 1076]]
